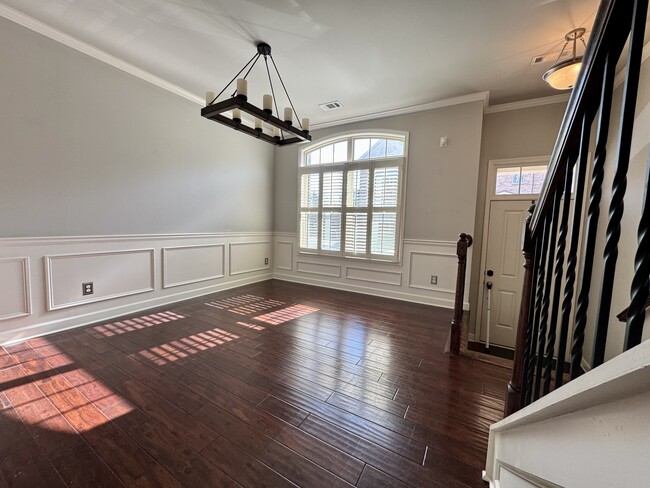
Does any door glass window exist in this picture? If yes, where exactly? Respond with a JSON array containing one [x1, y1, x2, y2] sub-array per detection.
[[495, 165, 548, 195]]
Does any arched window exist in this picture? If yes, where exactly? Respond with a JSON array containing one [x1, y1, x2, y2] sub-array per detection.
[[298, 131, 408, 261]]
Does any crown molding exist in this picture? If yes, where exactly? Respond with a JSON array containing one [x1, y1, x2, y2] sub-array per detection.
[[484, 94, 570, 114], [0, 3, 204, 106], [310, 92, 490, 130]]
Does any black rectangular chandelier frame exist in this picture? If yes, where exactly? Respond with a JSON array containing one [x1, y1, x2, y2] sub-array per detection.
[[201, 42, 311, 146]]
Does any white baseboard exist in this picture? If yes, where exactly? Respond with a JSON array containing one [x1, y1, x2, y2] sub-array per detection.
[[273, 272, 456, 309]]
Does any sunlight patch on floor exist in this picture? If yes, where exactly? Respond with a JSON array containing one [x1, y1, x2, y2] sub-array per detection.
[[1, 340, 128, 433], [254, 304, 319, 325], [136, 327, 240, 365], [90, 311, 186, 337], [236, 321, 266, 331], [205, 294, 285, 316]]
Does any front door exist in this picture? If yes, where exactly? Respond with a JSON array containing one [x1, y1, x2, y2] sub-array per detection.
[[480, 199, 532, 348]]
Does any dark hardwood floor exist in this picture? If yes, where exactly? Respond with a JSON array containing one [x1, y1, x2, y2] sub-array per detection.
[[0, 280, 510, 487]]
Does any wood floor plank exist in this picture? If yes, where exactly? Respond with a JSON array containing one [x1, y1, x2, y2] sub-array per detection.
[[111, 378, 218, 451], [195, 403, 354, 488], [50, 441, 125, 488], [128, 421, 237, 488], [186, 383, 365, 485], [0, 398, 67, 488], [356, 465, 410, 488], [201, 436, 297, 488]]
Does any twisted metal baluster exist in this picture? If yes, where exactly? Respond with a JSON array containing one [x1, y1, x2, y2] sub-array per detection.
[[593, 0, 648, 367], [525, 219, 550, 405], [555, 114, 591, 388], [534, 189, 562, 401], [543, 162, 574, 395], [570, 54, 616, 380], [625, 156, 650, 348]]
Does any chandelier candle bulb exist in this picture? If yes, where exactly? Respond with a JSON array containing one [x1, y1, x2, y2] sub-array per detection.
[[302, 118, 310, 132], [255, 118, 263, 130], [263, 94, 273, 113], [236, 79, 247, 100], [232, 109, 241, 121], [273, 127, 281, 139], [284, 107, 293, 124], [205, 91, 215, 106]]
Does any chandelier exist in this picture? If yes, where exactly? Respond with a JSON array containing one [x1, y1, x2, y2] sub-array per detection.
[[543, 28, 586, 90], [201, 42, 311, 146]]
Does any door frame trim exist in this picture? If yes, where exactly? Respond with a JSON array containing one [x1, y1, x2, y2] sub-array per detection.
[[475, 156, 550, 345]]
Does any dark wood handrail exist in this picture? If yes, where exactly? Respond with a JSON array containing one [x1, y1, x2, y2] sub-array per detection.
[[449, 233, 473, 355]]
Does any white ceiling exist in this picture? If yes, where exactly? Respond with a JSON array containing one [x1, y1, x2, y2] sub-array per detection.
[[2, 0, 601, 124]]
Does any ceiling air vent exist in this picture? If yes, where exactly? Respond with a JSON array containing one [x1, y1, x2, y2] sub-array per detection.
[[318, 100, 343, 111], [530, 49, 573, 66]]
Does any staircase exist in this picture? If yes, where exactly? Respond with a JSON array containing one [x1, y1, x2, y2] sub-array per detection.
[[483, 0, 650, 485]]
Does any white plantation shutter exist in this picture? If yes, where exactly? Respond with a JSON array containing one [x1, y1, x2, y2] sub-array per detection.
[[300, 212, 319, 249], [299, 134, 406, 261], [371, 212, 397, 255], [301, 173, 320, 207], [321, 212, 341, 251], [373, 166, 399, 207], [322, 171, 343, 207], [346, 169, 369, 207], [345, 214, 368, 254]]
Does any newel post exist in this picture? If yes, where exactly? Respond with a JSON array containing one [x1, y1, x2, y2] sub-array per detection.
[[505, 205, 535, 416], [449, 233, 473, 355]]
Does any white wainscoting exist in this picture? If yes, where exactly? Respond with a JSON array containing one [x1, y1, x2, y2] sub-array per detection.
[[296, 260, 342, 278], [275, 241, 293, 271], [345, 266, 402, 286], [162, 244, 225, 288], [45, 249, 155, 311], [0, 257, 32, 321], [0, 233, 273, 345], [272, 234, 471, 310], [229, 241, 271, 276]]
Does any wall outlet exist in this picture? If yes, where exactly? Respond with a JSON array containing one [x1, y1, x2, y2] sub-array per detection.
[[430, 275, 438, 285], [264, 257, 269, 265], [82, 282, 94, 295]]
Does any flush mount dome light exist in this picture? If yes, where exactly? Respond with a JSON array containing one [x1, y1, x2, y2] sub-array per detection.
[[543, 28, 586, 90]]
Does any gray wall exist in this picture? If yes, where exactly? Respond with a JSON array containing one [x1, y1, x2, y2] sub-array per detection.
[[274, 101, 485, 241], [0, 18, 274, 237], [468, 102, 568, 337]]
